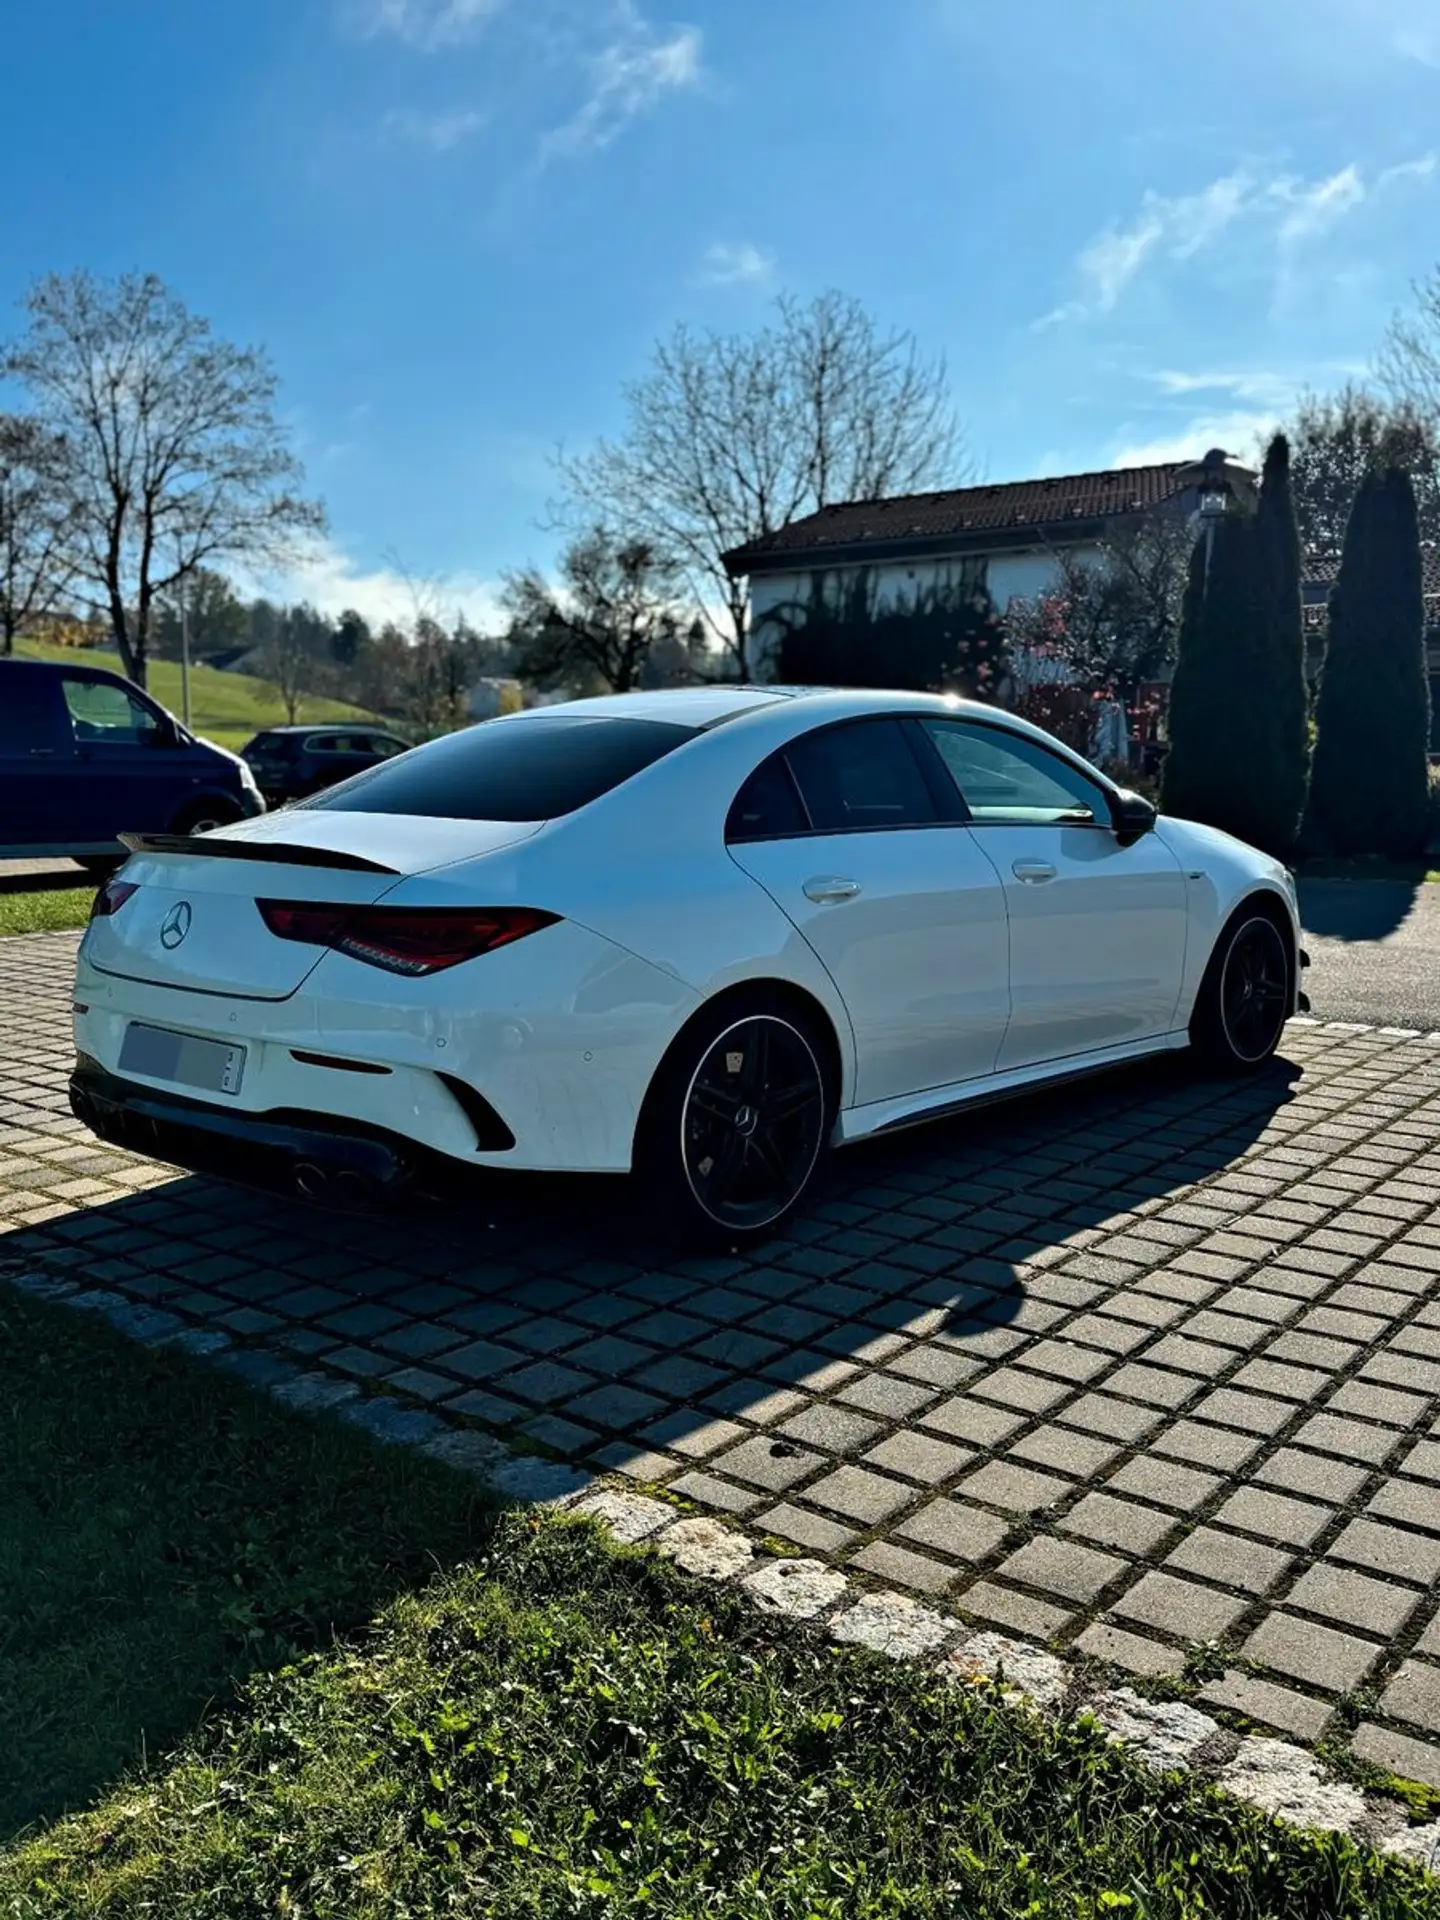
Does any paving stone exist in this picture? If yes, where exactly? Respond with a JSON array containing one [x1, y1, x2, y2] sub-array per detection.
[[885, 1343, 985, 1389], [1327, 1380, 1433, 1428], [1365, 1478, 1440, 1532], [1242, 1613, 1381, 1693], [805, 1464, 914, 1525], [1151, 1419, 1263, 1473], [1284, 1563, 1420, 1638], [1190, 1388, 1294, 1438], [831, 1589, 954, 1656], [758, 1503, 857, 1554], [1353, 1722, 1440, 1792], [659, 1515, 755, 1579], [835, 1373, 938, 1419], [567, 1383, 669, 1431], [775, 1402, 884, 1454], [1381, 1661, 1440, 1735], [1075, 1623, 1186, 1679], [954, 1579, 1072, 1642], [998, 1536, 1126, 1604], [1059, 1492, 1178, 1556], [1106, 1455, 1224, 1512], [1253, 1448, 1368, 1505], [639, 1411, 746, 1458], [941, 1629, 1070, 1707], [895, 1498, 1011, 1562], [862, 1430, 974, 1486], [848, 1539, 955, 1594], [712, 1435, 825, 1493], [958, 1460, 1070, 1515], [741, 1557, 848, 1620], [1197, 1671, 1332, 1742], [1292, 1413, 1402, 1467], [1329, 1517, 1440, 1585], [1211, 1486, 1332, 1548], [919, 1397, 1026, 1448], [1165, 1527, 1294, 1596], [1057, 1394, 1164, 1443], [669, 1470, 763, 1517], [1008, 1426, 1124, 1479], [1111, 1571, 1248, 1643]]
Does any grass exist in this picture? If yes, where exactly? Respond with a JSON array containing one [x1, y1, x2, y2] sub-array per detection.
[[0, 885, 96, 937], [0, 1281, 498, 1844], [2, 1285, 1437, 1917], [15, 640, 385, 754]]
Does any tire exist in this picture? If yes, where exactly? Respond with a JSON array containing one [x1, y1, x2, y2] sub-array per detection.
[[1190, 905, 1293, 1072], [171, 798, 242, 836], [638, 992, 835, 1246]]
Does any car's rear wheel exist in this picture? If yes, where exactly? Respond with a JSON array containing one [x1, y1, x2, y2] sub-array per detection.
[[171, 798, 242, 836], [640, 994, 834, 1244], [1191, 906, 1292, 1071]]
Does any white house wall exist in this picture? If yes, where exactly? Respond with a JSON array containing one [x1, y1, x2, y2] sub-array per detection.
[[747, 546, 1101, 676]]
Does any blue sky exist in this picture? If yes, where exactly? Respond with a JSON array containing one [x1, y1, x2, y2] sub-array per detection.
[[6, 0, 1440, 624]]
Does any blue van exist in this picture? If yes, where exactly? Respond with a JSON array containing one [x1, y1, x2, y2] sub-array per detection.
[[0, 658, 265, 872]]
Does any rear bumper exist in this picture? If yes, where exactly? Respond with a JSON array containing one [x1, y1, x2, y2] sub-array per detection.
[[69, 1057, 473, 1204]]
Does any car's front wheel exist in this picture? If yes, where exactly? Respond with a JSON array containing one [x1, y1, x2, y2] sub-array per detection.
[[639, 994, 834, 1245], [1191, 906, 1293, 1071]]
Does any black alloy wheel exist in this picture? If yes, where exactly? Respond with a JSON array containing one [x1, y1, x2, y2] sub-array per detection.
[[1218, 915, 1291, 1064], [679, 1014, 827, 1233]]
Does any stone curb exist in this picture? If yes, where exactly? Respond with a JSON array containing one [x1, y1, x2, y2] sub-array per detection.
[[566, 1485, 1440, 1878]]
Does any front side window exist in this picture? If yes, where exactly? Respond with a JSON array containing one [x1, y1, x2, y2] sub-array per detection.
[[61, 676, 162, 747], [785, 719, 938, 834], [307, 713, 697, 821], [921, 720, 1108, 826]]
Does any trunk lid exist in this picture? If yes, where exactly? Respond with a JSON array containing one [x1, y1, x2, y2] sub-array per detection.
[[85, 812, 544, 1000]]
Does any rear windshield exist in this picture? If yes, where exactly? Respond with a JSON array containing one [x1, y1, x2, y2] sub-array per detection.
[[303, 713, 697, 821]]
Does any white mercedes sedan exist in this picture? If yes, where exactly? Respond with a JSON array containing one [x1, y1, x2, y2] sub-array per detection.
[[70, 687, 1305, 1241]]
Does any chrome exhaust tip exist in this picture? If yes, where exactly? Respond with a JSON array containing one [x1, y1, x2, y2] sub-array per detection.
[[292, 1161, 330, 1201]]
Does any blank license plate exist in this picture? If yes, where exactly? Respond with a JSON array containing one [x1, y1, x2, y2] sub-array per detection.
[[119, 1023, 246, 1095]]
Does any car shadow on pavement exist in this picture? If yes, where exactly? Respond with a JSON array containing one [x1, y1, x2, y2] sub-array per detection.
[[1297, 876, 1421, 941], [0, 1044, 1305, 1834]]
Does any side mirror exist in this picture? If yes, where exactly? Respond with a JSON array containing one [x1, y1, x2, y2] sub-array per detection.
[[1110, 788, 1156, 843]]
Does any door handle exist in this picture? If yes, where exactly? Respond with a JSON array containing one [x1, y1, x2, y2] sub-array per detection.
[[1011, 860, 1057, 884], [803, 875, 861, 903]]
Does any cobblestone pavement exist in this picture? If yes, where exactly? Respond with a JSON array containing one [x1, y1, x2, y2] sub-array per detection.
[[6, 929, 1440, 1789]]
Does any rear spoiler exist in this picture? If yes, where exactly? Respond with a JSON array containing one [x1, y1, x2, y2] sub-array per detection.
[[118, 833, 398, 876]]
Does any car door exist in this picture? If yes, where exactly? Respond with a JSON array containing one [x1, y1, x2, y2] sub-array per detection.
[[55, 671, 184, 843], [726, 716, 1010, 1108], [0, 664, 73, 851], [916, 717, 1188, 1071]]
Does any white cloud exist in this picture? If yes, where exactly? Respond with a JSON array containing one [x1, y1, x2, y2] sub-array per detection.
[[1110, 410, 1281, 471], [1040, 155, 1434, 327], [254, 538, 506, 631], [381, 105, 487, 150], [350, 0, 509, 50], [1270, 164, 1365, 246], [540, 21, 702, 161], [698, 241, 774, 286], [1149, 369, 1304, 406]]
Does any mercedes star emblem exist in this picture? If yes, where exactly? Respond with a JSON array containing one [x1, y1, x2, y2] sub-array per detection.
[[159, 901, 193, 950]]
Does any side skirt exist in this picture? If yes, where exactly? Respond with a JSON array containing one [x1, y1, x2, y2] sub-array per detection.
[[834, 1032, 1192, 1147]]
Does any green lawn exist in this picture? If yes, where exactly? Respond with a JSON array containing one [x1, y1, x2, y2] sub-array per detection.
[[16, 640, 386, 754], [2, 1283, 1436, 1917], [0, 884, 96, 938]]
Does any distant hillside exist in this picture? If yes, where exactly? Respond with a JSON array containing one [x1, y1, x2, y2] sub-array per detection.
[[14, 642, 388, 753]]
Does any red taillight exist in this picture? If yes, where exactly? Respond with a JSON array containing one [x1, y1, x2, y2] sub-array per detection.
[[255, 900, 559, 976], [90, 878, 139, 920]]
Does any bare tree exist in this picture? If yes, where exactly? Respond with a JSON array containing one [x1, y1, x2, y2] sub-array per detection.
[[503, 527, 693, 693], [1380, 268, 1440, 419], [260, 605, 324, 724], [4, 272, 324, 687], [1004, 517, 1193, 696], [556, 290, 967, 674], [1281, 384, 1440, 567], [0, 414, 74, 654]]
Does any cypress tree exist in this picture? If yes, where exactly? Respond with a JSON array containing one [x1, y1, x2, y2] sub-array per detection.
[[1161, 509, 1272, 847], [1253, 433, 1310, 853], [1303, 466, 1431, 858]]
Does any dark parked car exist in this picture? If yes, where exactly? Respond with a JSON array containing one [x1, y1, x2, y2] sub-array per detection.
[[0, 657, 265, 872], [240, 724, 412, 804]]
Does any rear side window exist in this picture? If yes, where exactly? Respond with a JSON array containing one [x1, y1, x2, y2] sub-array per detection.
[[306, 714, 698, 822], [785, 719, 938, 834], [0, 668, 63, 754], [726, 755, 809, 842]]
